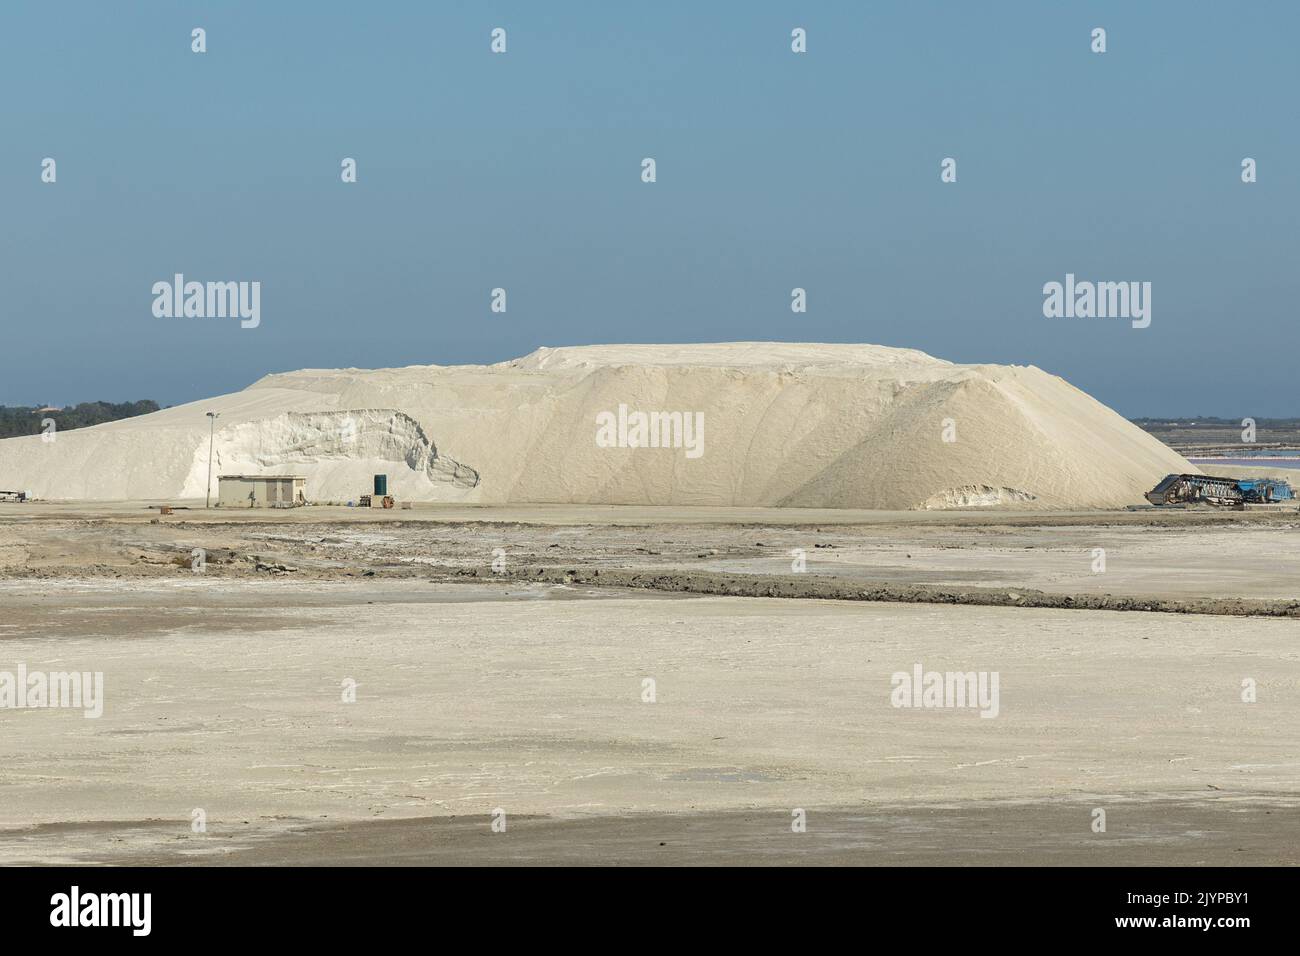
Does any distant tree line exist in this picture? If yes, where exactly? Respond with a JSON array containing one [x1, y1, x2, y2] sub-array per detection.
[[0, 400, 161, 438]]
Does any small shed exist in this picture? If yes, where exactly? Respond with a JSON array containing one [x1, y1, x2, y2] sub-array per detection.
[[217, 475, 307, 508]]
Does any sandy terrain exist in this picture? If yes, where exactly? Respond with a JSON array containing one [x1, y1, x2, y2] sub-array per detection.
[[1, 505, 1298, 865]]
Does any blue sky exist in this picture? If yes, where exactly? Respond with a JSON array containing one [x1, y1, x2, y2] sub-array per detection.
[[2, 1, 1296, 415]]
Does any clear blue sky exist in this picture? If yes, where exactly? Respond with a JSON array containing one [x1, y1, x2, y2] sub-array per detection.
[[2, 1, 1296, 415]]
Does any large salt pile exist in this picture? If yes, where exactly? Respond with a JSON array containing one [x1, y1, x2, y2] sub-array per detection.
[[0, 343, 1192, 509]]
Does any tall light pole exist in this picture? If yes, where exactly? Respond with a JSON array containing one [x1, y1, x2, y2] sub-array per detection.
[[205, 412, 220, 508]]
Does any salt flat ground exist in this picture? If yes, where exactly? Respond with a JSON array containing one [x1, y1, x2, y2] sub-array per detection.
[[0, 505, 1298, 865], [5, 501, 1300, 604]]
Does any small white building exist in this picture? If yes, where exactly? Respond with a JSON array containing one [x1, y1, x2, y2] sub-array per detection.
[[217, 475, 307, 508]]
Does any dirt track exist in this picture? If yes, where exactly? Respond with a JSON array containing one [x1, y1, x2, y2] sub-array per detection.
[[4, 502, 1299, 615]]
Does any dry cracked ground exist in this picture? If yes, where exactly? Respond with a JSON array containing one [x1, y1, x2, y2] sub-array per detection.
[[1, 501, 1298, 865]]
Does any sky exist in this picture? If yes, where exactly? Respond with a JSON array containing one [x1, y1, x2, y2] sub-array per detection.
[[1, 1, 1296, 416]]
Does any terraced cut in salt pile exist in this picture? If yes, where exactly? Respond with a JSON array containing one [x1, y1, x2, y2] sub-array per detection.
[[177, 410, 478, 499], [0, 343, 1193, 509]]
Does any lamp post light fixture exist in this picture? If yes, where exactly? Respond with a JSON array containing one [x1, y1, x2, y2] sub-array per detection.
[[205, 412, 220, 508]]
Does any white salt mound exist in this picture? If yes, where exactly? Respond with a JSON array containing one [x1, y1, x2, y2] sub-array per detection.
[[0, 343, 1192, 509]]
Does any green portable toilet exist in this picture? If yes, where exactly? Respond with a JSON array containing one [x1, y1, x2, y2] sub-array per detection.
[[373, 474, 388, 496]]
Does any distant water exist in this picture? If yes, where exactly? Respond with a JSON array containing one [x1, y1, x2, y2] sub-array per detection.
[[1189, 454, 1300, 471]]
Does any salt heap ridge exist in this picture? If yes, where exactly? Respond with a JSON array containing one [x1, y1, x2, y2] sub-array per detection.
[[0, 343, 1192, 509]]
